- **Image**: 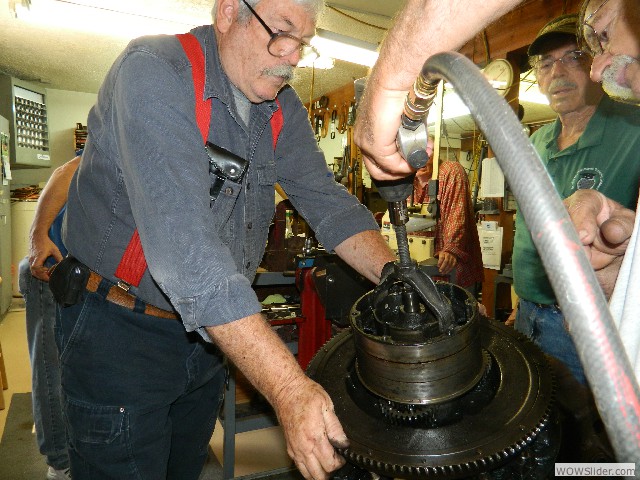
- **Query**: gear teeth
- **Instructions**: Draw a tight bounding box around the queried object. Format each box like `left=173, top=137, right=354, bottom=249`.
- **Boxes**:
left=377, top=399, right=436, bottom=426
left=342, top=409, right=554, bottom=479
left=312, top=320, right=558, bottom=479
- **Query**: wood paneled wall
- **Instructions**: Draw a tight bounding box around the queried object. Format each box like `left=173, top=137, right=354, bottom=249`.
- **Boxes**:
left=459, top=0, right=583, bottom=66
left=305, top=82, right=364, bottom=200
left=305, top=82, right=356, bottom=132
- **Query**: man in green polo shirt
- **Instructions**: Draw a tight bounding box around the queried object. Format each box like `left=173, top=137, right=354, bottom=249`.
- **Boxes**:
left=512, top=13, right=640, bottom=384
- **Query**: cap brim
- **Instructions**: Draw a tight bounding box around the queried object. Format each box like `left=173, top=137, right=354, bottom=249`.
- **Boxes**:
left=528, top=30, right=577, bottom=56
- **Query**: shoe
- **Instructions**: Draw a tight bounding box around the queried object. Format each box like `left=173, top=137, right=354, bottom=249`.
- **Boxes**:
left=47, top=466, right=72, bottom=479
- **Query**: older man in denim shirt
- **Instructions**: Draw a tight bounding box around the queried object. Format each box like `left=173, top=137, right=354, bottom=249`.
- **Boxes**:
left=57, top=0, right=396, bottom=479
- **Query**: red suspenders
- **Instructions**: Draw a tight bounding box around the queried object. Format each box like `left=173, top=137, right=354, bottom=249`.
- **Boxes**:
left=114, top=33, right=284, bottom=288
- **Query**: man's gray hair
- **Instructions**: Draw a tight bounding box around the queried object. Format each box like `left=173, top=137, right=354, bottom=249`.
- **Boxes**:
left=211, top=0, right=324, bottom=24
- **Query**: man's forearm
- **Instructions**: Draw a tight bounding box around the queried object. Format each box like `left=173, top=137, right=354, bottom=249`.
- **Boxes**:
left=206, top=313, right=306, bottom=405
left=355, top=0, right=523, bottom=180
left=333, top=230, right=397, bottom=284
left=207, top=314, right=349, bottom=479
left=30, top=156, right=81, bottom=238
left=29, top=156, right=81, bottom=279
left=368, top=0, right=524, bottom=95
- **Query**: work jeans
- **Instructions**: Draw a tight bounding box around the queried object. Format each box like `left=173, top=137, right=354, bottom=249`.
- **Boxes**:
left=18, top=258, right=70, bottom=471
left=514, top=298, right=587, bottom=385
left=56, top=281, right=226, bottom=480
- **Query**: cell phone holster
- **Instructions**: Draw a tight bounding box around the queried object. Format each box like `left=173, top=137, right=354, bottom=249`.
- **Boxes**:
left=205, top=142, right=248, bottom=204
left=48, top=256, right=90, bottom=307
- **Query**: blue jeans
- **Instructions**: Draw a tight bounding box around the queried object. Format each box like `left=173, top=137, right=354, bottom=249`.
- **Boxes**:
left=18, top=258, right=70, bottom=471
left=55, top=279, right=226, bottom=480
left=515, top=298, right=587, bottom=385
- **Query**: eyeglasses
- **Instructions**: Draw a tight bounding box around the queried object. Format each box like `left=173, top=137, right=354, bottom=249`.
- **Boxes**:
left=241, top=0, right=319, bottom=63
left=533, top=50, right=590, bottom=75
left=581, top=0, right=612, bottom=55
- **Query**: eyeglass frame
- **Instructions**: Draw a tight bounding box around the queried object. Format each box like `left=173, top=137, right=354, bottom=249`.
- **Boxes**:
left=532, top=49, right=591, bottom=75
left=579, top=0, right=613, bottom=56
left=240, top=0, right=319, bottom=62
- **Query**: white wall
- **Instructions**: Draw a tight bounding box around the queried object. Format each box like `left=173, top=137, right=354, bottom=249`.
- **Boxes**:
left=10, top=89, right=96, bottom=188
left=47, top=89, right=97, bottom=168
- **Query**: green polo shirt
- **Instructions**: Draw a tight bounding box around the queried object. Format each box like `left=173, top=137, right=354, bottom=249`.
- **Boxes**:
left=513, top=95, right=640, bottom=305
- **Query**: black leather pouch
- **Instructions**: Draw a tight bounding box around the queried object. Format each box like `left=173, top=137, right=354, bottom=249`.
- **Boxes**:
left=205, top=142, right=248, bottom=182
left=205, top=142, right=248, bottom=204
left=48, top=256, right=90, bottom=307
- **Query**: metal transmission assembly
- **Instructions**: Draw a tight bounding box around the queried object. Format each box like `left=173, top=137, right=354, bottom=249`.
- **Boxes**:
left=308, top=264, right=560, bottom=479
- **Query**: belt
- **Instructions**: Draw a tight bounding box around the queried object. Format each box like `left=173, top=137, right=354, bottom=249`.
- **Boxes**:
left=534, top=302, right=560, bottom=310
left=86, top=271, right=178, bottom=320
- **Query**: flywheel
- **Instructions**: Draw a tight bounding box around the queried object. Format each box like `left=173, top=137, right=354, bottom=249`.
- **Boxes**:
left=308, top=318, right=559, bottom=479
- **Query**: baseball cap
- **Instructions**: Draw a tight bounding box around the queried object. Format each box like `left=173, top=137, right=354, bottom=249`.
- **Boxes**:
left=528, top=13, right=579, bottom=56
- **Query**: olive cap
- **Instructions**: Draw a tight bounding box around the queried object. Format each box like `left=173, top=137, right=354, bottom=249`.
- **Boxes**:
left=528, top=13, right=579, bottom=56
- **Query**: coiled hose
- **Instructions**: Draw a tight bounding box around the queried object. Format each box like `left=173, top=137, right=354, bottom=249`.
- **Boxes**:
left=420, top=51, right=640, bottom=463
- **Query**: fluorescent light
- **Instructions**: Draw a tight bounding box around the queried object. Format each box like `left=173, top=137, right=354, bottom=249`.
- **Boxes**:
left=12, top=0, right=199, bottom=38
left=519, top=82, right=550, bottom=105
left=310, top=29, right=379, bottom=68
left=440, top=92, right=471, bottom=120
left=298, top=55, right=335, bottom=70
left=432, top=73, right=550, bottom=124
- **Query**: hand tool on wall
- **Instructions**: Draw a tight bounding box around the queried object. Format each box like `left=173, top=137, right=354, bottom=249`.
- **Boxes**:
left=330, top=110, right=337, bottom=139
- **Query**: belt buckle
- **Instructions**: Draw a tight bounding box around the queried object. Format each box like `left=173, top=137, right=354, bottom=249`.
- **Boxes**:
left=117, top=280, right=131, bottom=292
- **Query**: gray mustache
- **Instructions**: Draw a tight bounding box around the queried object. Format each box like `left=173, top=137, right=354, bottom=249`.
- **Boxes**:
left=601, top=55, right=638, bottom=104
left=263, top=64, right=294, bottom=81
left=548, top=79, right=577, bottom=92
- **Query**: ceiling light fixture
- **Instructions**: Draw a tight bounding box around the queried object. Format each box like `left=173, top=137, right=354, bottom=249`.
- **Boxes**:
left=518, top=83, right=550, bottom=105
left=11, top=0, right=199, bottom=38
left=434, top=91, right=550, bottom=122
left=12, top=2, right=378, bottom=68
left=310, top=29, right=379, bottom=68
left=431, top=72, right=550, bottom=123
left=297, top=55, right=335, bottom=70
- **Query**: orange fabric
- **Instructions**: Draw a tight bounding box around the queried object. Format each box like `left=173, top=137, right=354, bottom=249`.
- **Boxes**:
left=413, top=161, right=484, bottom=287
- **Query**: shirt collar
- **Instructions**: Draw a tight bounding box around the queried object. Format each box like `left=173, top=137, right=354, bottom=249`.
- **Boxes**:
left=575, top=95, right=609, bottom=149
left=194, top=25, right=279, bottom=118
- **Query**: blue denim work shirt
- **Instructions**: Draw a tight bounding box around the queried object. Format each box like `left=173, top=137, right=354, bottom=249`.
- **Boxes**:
left=63, top=25, right=378, bottom=340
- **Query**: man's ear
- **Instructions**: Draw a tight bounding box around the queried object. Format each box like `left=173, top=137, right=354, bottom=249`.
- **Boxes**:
left=215, top=0, right=238, bottom=34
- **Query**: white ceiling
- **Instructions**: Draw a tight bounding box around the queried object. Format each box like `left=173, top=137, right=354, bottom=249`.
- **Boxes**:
left=0, top=1, right=397, bottom=94
left=0, top=0, right=554, bottom=136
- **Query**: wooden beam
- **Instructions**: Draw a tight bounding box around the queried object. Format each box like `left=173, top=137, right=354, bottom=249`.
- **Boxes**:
left=459, top=0, right=583, bottom=66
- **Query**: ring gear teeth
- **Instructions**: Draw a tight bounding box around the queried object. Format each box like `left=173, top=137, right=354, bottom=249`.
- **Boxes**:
left=307, top=320, right=559, bottom=479
left=377, top=400, right=436, bottom=426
